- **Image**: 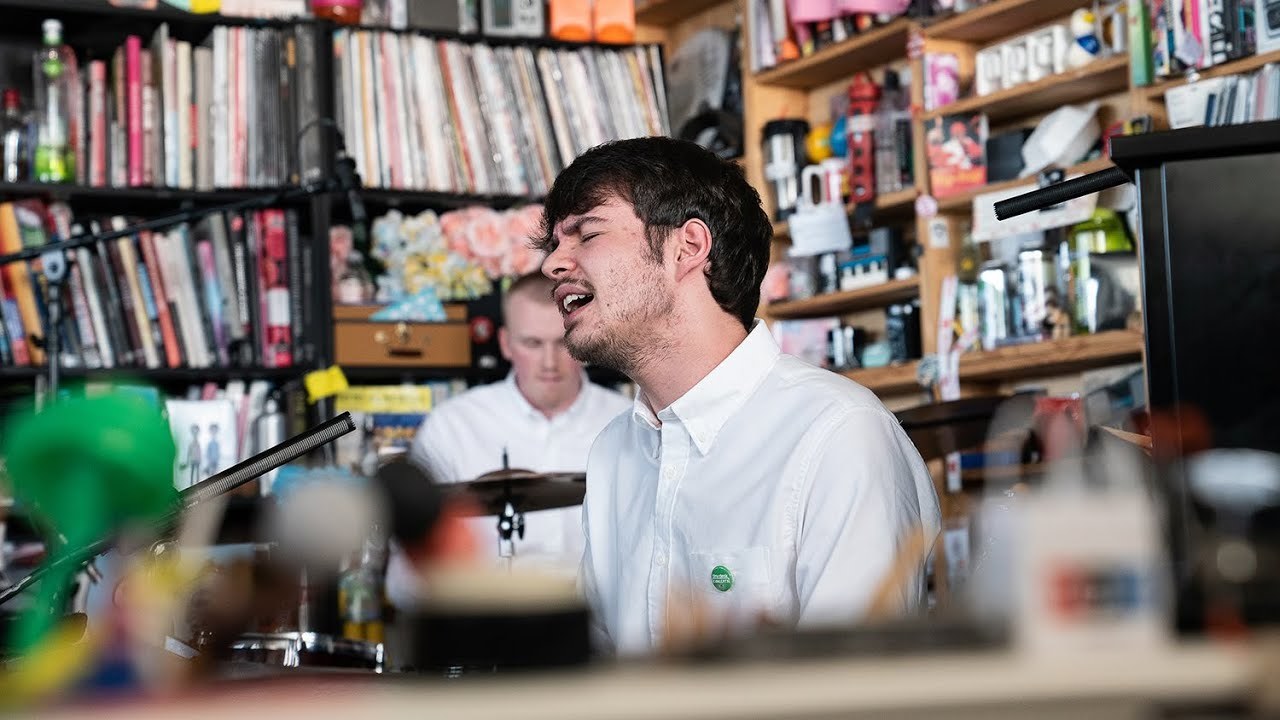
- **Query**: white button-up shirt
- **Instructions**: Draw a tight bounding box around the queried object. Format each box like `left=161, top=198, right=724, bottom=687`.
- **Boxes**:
left=580, top=321, right=941, bottom=656
left=403, top=372, right=631, bottom=573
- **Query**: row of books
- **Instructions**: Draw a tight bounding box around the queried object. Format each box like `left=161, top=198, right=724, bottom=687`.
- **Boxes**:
left=332, top=29, right=670, bottom=197
left=0, top=199, right=315, bottom=371
left=71, top=22, right=324, bottom=191
left=1146, top=0, right=1260, bottom=79
left=1165, top=62, right=1280, bottom=128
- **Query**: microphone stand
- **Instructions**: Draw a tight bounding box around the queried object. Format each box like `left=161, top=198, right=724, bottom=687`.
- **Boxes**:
left=0, top=122, right=364, bottom=400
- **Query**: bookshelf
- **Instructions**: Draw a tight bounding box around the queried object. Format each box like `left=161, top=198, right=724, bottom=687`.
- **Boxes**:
left=0, top=0, right=667, bottom=415
left=0, top=365, right=302, bottom=383
left=754, top=18, right=913, bottom=89
left=957, top=330, right=1145, bottom=384
left=766, top=277, right=919, bottom=319
left=769, top=187, right=917, bottom=242
left=1141, top=48, right=1280, bottom=98
left=840, top=362, right=920, bottom=396
left=635, top=0, right=730, bottom=27
left=922, top=0, right=1093, bottom=44
left=922, top=55, right=1131, bottom=124
left=358, top=189, right=544, bottom=212
left=0, top=182, right=296, bottom=205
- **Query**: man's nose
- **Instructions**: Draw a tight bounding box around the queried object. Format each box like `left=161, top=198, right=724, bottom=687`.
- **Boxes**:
left=541, top=241, right=575, bottom=279
left=541, top=342, right=560, bottom=369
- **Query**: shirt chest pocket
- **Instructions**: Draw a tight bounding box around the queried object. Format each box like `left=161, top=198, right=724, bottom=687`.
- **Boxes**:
left=686, top=547, right=777, bottom=636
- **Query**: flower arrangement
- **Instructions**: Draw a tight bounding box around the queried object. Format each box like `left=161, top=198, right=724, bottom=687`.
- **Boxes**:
left=439, top=204, right=546, bottom=280
left=363, top=204, right=546, bottom=303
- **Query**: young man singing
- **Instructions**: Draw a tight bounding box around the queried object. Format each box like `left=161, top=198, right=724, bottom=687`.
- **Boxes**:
left=536, top=137, right=941, bottom=656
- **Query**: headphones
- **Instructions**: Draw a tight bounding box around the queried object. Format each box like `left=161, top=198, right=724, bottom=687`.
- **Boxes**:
left=678, top=108, right=744, bottom=161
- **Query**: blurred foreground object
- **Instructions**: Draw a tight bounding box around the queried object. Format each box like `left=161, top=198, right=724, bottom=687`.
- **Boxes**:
left=2, top=393, right=176, bottom=654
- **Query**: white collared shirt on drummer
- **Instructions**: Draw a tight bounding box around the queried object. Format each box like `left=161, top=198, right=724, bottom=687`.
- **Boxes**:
left=405, top=371, right=631, bottom=571
left=579, top=320, right=942, bottom=656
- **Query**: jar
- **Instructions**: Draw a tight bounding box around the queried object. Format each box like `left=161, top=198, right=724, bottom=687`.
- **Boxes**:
left=311, top=0, right=363, bottom=25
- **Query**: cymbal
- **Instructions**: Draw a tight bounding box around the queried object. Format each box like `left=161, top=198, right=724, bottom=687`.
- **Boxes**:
left=447, top=469, right=587, bottom=516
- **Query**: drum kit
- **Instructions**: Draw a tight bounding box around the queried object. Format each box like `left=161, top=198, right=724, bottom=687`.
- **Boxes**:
left=0, top=438, right=588, bottom=676
left=221, top=465, right=590, bottom=675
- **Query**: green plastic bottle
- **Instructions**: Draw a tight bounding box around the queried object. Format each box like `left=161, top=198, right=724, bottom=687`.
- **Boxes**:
left=33, top=19, right=74, bottom=183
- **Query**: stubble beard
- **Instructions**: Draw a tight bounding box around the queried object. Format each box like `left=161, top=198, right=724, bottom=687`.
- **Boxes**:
left=564, top=285, right=675, bottom=377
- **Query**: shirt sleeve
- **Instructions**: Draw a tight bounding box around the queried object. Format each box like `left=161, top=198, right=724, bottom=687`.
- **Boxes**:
left=793, top=407, right=940, bottom=629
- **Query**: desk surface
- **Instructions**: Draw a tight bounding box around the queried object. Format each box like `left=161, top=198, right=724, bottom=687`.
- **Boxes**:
left=32, top=640, right=1267, bottom=720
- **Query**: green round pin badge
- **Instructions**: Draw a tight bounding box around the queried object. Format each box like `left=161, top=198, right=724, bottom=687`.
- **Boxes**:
left=711, top=565, right=734, bottom=592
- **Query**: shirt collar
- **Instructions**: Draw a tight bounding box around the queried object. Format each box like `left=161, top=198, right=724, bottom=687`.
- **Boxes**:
left=505, top=370, right=591, bottom=422
left=631, top=319, right=779, bottom=455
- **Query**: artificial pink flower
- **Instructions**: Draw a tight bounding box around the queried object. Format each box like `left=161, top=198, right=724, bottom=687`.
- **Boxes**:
left=480, top=253, right=506, bottom=279
left=467, top=208, right=507, bottom=258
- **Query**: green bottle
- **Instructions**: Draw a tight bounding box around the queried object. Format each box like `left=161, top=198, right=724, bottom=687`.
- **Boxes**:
left=34, top=19, right=73, bottom=183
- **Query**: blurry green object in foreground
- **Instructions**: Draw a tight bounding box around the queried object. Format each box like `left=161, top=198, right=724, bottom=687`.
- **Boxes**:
left=3, top=393, right=177, bottom=651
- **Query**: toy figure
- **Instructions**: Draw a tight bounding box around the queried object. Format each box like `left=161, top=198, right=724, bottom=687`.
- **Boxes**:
left=1067, top=7, right=1101, bottom=68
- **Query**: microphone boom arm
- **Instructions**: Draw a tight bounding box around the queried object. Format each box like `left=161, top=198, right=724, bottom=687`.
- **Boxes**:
left=993, top=165, right=1133, bottom=221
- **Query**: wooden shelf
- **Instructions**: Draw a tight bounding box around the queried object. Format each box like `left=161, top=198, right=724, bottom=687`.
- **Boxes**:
left=1141, top=49, right=1280, bottom=99
left=842, top=362, right=921, bottom=395
left=755, top=19, right=911, bottom=90
left=768, top=277, right=919, bottom=319
left=360, top=188, right=542, bottom=210
left=0, top=366, right=303, bottom=383
left=924, top=55, right=1129, bottom=124
left=0, top=181, right=289, bottom=205
left=935, top=156, right=1114, bottom=213
left=924, top=0, right=1093, bottom=44
left=0, top=0, right=301, bottom=27
left=873, top=187, right=918, bottom=214
left=635, top=0, right=731, bottom=26
left=958, top=330, right=1144, bottom=384
left=961, top=462, right=1046, bottom=484
left=771, top=188, right=918, bottom=241
left=341, top=364, right=630, bottom=386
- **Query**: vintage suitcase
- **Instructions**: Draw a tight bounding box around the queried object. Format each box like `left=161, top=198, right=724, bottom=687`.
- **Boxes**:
left=332, top=304, right=471, bottom=367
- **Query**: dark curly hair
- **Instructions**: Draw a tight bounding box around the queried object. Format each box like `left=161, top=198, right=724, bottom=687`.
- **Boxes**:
left=533, top=137, right=772, bottom=331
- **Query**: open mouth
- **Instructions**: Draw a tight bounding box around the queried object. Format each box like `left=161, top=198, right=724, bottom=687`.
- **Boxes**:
left=561, top=293, right=595, bottom=316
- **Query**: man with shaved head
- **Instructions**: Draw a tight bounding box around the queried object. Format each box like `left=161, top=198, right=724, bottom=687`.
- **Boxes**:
left=389, top=272, right=630, bottom=604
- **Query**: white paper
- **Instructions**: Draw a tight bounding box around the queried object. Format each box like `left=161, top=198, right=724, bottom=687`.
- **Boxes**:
left=1164, top=77, right=1227, bottom=129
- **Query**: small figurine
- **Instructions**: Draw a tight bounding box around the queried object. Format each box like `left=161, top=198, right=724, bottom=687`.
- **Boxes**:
left=1067, top=7, right=1102, bottom=69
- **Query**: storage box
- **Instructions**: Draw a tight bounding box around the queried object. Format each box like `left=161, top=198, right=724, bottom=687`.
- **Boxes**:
left=333, top=304, right=471, bottom=367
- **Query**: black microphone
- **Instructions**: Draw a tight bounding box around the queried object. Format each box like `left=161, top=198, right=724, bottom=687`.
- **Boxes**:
left=334, top=146, right=367, bottom=233
left=993, top=166, right=1132, bottom=220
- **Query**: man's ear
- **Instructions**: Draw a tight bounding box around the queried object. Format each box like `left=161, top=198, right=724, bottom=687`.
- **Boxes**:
left=497, top=326, right=513, bottom=362
left=672, top=218, right=713, bottom=281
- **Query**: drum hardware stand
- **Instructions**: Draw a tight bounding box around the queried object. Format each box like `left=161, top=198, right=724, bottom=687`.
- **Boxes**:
left=495, top=446, right=524, bottom=572
left=497, top=490, right=525, bottom=573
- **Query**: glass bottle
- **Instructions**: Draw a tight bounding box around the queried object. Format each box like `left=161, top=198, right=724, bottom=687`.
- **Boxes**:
left=335, top=250, right=375, bottom=304
left=2, top=89, right=29, bottom=183
left=338, top=535, right=386, bottom=644
left=33, top=19, right=74, bottom=183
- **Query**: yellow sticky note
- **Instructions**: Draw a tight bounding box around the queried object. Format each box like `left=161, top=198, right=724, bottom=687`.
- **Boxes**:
left=304, top=366, right=350, bottom=404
